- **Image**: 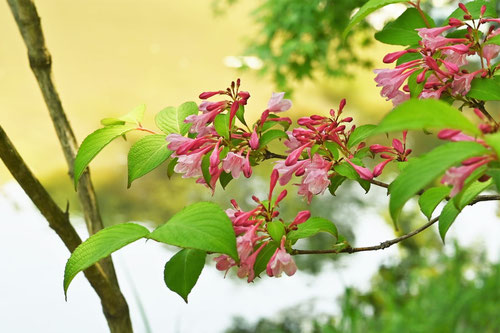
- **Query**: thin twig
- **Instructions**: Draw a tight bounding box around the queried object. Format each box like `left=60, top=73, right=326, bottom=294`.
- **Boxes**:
left=292, top=195, right=500, bottom=255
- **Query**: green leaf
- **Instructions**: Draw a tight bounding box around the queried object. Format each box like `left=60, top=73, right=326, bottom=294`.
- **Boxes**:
left=343, top=0, right=409, bottom=39
left=389, top=141, right=488, bottom=223
left=149, top=202, right=238, bottom=260
left=484, top=132, right=500, bottom=157
left=201, top=153, right=211, bottom=186
left=74, top=124, right=136, bottom=189
left=325, top=141, right=340, bottom=160
left=328, top=175, right=346, bottom=195
left=439, top=179, right=492, bottom=241
left=219, top=171, right=233, bottom=189
left=447, top=0, right=497, bottom=20
left=396, top=50, right=422, bottom=66
left=127, top=134, right=172, bottom=187
left=261, top=114, right=290, bottom=132
left=214, top=113, right=230, bottom=139
left=100, top=118, right=126, bottom=126
left=287, top=217, right=338, bottom=243
left=253, top=242, right=278, bottom=277
left=485, top=34, right=500, bottom=46
left=267, top=221, right=285, bottom=243
left=487, top=168, right=500, bottom=192
left=373, top=99, right=480, bottom=136
left=155, top=102, right=198, bottom=135
left=119, top=104, right=146, bottom=124
left=236, top=104, right=247, bottom=126
left=418, top=186, right=451, bottom=220
left=259, top=129, right=289, bottom=148
left=467, top=76, right=500, bottom=101
left=164, top=248, right=206, bottom=303
left=374, top=8, right=434, bottom=46
left=348, top=124, right=377, bottom=148
left=64, top=223, right=150, bottom=297
left=408, top=69, right=429, bottom=98
left=167, top=158, right=177, bottom=178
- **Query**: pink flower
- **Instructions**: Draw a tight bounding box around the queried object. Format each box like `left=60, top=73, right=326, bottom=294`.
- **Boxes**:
left=300, top=154, right=331, bottom=195
left=222, top=152, right=246, bottom=178
left=173, top=149, right=207, bottom=178
left=249, top=129, right=259, bottom=150
left=274, top=160, right=308, bottom=185
left=443, top=49, right=468, bottom=67
left=483, top=44, right=500, bottom=66
left=285, top=142, right=312, bottom=166
left=237, top=243, right=266, bottom=282
left=391, top=91, right=410, bottom=106
left=373, top=67, right=417, bottom=101
left=441, top=158, right=489, bottom=197
left=266, top=237, right=297, bottom=278
left=214, top=255, right=236, bottom=273
left=166, top=134, right=192, bottom=151
left=267, top=92, right=292, bottom=112
left=346, top=159, right=373, bottom=180
left=185, top=110, right=220, bottom=134
left=451, top=70, right=483, bottom=95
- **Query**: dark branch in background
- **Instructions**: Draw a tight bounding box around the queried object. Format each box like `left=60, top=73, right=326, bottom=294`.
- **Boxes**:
left=0, top=126, right=132, bottom=333
left=5, top=0, right=132, bottom=331
left=292, top=195, right=500, bottom=255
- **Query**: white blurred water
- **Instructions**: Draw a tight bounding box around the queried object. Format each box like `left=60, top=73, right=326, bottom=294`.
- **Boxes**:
left=1, top=181, right=499, bottom=332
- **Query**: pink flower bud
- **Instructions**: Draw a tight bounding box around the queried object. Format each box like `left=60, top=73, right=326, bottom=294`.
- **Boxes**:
left=229, top=101, right=239, bottom=128
left=338, top=99, right=346, bottom=113
left=290, top=211, right=311, bottom=228
left=383, top=50, right=409, bottom=63
left=199, top=91, right=223, bottom=99
left=481, top=5, right=486, bottom=16
left=370, top=144, right=392, bottom=153
left=373, top=159, right=392, bottom=177
left=459, top=3, right=469, bottom=14
left=275, top=189, right=287, bottom=205
left=449, top=18, right=463, bottom=27
left=243, top=150, right=252, bottom=178
left=392, top=138, right=404, bottom=154
left=341, top=117, right=353, bottom=123
left=249, top=129, right=259, bottom=150
left=238, top=91, right=250, bottom=100
left=285, top=142, right=312, bottom=166
left=269, top=169, right=279, bottom=200
left=346, top=159, right=373, bottom=180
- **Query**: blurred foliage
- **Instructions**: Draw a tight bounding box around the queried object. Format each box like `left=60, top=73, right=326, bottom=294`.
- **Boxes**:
left=213, top=0, right=373, bottom=91
left=226, top=241, right=500, bottom=333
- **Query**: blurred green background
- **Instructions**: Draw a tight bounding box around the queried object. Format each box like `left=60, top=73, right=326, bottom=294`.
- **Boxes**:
left=1, top=0, right=500, bottom=332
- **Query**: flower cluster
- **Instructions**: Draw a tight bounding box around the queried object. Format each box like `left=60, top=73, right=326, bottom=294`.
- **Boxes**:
left=166, top=80, right=292, bottom=191
left=213, top=170, right=309, bottom=282
left=375, top=4, right=500, bottom=106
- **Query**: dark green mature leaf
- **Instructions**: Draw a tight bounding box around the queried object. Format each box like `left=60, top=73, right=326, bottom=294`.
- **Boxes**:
left=201, top=153, right=211, bottom=186
left=325, top=141, right=340, bottom=160
left=261, top=114, right=291, bottom=132
left=439, top=179, right=492, bottom=241
left=389, top=141, right=488, bottom=222
left=328, top=175, right=346, bottom=195
left=149, top=202, right=238, bottom=260
left=487, top=168, right=500, bottom=192
left=373, top=99, right=480, bottom=136
left=343, top=0, right=409, bottom=38
left=447, top=0, right=497, bottom=20
left=214, top=113, right=230, bottom=139
left=408, top=69, right=428, bottom=98
left=164, top=248, right=206, bottom=303
left=267, top=221, right=285, bottom=243
left=334, top=162, right=360, bottom=180
left=418, top=186, right=451, bottom=220
left=64, top=223, right=150, bottom=296
left=259, top=129, right=289, bottom=148
left=236, top=104, right=247, bottom=125
left=348, top=124, right=377, bottom=148
left=485, top=34, right=500, bottom=46
left=167, top=158, right=178, bottom=179
left=219, top=171, right=233, bottom=189
left=155, top=102, right=198, bottom=135
left=253, top=242, right=279, bottom=277
left=119, top=104, right=146, bottom=124
left=468, top=76, right=500, bottom=101
left=74, top=124, right=136, bottom=188
left=375, top=8, right=434, bottom=46
left=287, top=217, right=338, bottom=243
left=127, top=134, right=172, bottom=187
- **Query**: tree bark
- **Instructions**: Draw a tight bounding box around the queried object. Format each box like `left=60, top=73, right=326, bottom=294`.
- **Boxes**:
left=5, top=0, right=133, bottom=331
left=0, top=126, right=133, bottom=332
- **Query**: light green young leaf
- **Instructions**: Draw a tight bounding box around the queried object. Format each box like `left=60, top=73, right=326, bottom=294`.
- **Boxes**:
left=374, top=8, right=434, bottom=46
left=149, top=202, right=238, bottom=260
left=100, top=118, right=126, bottom=126
left=127, top=134, right=172, bottom=187
left=484, top=132, right=500, bottom=157
left=343, top=0, right=409, bottom=39
left=373, top=99, right=480, bottom=136
left=259, top=129, right=289, bottom=148
left=64, top=223, right=150, bottom=297
left=155, top=102, right=198, bottom=135
left=267, top=221, right=285, bottom=243
left=214, top=113, right=230, bottom=139
left=287, top=217, right=338, bottom=243
left=347, top=124, right=377, bottom=148
left=389, top=141, right=488, bottom=223
left=468, top=76, right=500, bottom=101
left=418, top=186, right=451, bottom=220
left=119, top=104, right=146, bottom=124
left=164, top=248, right=206, bottom=303
left=74, top=124, right=136, bottom=188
